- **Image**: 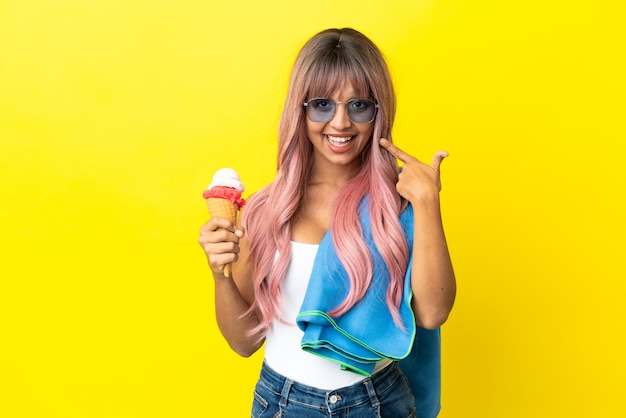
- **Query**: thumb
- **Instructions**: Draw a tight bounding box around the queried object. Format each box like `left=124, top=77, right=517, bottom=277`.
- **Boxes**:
left=431, top=151, right=449, bottom=171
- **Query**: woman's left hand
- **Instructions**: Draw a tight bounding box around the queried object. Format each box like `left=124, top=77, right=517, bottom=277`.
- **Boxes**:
left=379, top=138, right=448, bottom=204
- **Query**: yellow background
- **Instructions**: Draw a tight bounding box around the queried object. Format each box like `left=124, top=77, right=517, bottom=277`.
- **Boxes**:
left=1, top=0, right=624, bottom=417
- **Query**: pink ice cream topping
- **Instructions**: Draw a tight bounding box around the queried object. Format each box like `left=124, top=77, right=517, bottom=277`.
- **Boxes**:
left=203, top=186, right=246, bottom=210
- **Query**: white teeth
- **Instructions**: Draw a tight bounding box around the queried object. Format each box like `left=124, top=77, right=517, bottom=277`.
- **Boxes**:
left=326, top=135, right=354, bottom=146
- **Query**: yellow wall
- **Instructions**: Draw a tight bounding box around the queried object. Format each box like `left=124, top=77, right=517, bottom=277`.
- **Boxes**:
left=1, top=1, right=624, bottom=416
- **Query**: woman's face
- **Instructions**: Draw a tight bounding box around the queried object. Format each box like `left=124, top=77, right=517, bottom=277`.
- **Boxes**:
left=305, top=80, right=375, bottom=171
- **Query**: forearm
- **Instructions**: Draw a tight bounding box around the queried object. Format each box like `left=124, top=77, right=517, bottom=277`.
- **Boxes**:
left=213, top=275, right=264, bottom=357
left=410, top=198, right=456, bottom=329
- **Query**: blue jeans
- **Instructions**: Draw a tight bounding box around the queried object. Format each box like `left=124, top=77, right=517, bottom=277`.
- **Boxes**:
left=251, top=361, right=417, bottom=418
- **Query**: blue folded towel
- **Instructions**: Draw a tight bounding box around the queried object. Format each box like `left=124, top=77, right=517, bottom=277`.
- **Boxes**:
left=296, top=197, right=441, bottom=418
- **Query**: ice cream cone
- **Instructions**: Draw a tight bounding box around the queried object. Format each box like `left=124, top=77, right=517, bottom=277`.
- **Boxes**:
left=206, top=198, right=239, bottom=222
left=205, top=198, right=239, bottom=278
left=203, top=168, right=246, bottom=279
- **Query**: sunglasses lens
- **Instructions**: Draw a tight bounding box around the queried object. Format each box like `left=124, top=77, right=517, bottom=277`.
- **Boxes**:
left=305, top=99, right=377, bottom=123
left=347, top=100, right=376, bottom=123
left=307, top=99, right=336, bottom=122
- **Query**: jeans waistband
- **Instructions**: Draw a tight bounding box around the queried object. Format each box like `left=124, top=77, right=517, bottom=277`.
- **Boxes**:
left=259, top=360, right=400, bottom=411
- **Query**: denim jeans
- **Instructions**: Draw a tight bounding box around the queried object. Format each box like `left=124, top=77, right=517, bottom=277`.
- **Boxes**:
left=251, top=361, right=417, bottom=418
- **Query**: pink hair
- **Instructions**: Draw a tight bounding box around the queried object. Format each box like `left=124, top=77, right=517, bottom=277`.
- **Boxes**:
left=242, top=28, right=409, bottom=338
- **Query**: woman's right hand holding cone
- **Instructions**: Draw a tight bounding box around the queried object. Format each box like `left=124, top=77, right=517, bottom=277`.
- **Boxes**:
left=198, top=217, right=245, bottom=279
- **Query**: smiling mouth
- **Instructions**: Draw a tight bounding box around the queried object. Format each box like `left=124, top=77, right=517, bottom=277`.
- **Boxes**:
left=326, top=135, right=355, bottom=147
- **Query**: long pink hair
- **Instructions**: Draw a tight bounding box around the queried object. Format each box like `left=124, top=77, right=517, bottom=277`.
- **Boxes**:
left=242, top=28, right=409, bottom=337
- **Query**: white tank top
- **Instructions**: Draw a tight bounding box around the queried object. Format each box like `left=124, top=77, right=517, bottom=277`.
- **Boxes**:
left=263, top=241, right=391, bottom=390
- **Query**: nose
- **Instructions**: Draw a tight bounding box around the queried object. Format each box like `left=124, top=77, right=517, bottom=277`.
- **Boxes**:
left=329, top=102, right=352, bottom=129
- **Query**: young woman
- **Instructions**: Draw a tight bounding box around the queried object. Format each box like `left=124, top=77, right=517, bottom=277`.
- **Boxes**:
left=199, top=27, right=456, bottom=418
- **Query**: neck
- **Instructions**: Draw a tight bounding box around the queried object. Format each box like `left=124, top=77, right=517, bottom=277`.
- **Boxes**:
left=309, top=159, right=361, bottom=187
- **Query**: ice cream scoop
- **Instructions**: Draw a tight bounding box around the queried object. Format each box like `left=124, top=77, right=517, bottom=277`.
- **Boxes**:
left=203, top=168, right=246, bottom=208
left=208, top=168, right=245, bottom=191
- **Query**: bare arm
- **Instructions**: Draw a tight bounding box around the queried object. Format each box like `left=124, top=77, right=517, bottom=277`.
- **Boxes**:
left=379, top=138, right=457, bottom=329
left=198, top=217, right=264, bottom=356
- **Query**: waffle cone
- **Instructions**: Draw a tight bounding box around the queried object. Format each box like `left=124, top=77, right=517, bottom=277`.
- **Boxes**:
left=205, top=198, right=239, bottom=278
left=206, top=198, right=239, bottom=223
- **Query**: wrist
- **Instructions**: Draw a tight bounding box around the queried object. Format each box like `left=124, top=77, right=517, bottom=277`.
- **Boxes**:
left=407, top=190, right=441, bottom=208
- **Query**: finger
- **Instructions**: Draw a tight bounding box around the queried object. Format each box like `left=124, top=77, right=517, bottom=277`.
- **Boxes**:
left=431, top=151, right=449, bottom=171
left=199, top=224, right=240, bottom=246
left=208, top=217, right=237, bottom=232
left=379, top=138, right=417, bottom=163
left=207, top=252, right=239, bottom=272
left=210, top=240, right=240, bottom=255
